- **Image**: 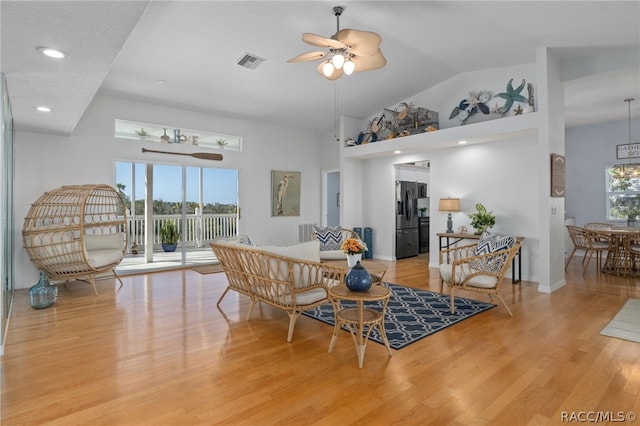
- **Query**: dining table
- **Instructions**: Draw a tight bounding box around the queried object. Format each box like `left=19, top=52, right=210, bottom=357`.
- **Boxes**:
left=598, top=226, right=640, bottom=276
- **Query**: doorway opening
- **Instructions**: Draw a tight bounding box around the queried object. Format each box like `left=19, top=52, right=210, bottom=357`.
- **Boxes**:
left=114, top=161, right=238, bottom=274
left=323, top=169, right=340, bottom=227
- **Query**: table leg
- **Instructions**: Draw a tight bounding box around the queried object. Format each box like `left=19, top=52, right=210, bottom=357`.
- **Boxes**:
left=328, top=300, right=341, bottom=353
left=512, top=248, right=522, bottom=284
left=356, top=301, right=365, bottom=368
left=378, top=301, right=393, bottom=356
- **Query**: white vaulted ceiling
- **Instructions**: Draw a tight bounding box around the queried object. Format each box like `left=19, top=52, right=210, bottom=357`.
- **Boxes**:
left=2, top=1, right=639, bottom=137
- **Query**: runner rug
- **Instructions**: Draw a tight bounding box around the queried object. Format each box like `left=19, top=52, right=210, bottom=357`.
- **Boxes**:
left=601, top=298, right=640, bottom=343
left=192, top=263, right=225, bottom=274
left=302, top=283, right=495, bottom=350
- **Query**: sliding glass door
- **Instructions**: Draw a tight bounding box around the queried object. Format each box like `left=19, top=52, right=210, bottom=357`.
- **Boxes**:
left=115, top=161, right=238, bottom=273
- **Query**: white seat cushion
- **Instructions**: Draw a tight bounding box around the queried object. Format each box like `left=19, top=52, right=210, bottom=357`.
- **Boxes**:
left=319, top=250, right=345, bottom=260
left=439, top=263, right=498, bottom=288
left=259, top=240, right=321, bottom=289
left=87, top=249, right=124, bottom=269
left=84, top=233, right=124, bottom=251
left=281, top=287, right=328, bottom=306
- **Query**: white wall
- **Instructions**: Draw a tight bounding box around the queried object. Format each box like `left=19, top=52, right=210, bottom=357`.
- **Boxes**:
left=354, top=135, right=539, bottom=280
left=429, top=137, right=540, bottom=281
left=566, top=117, right=640, bottom=225
left=14, top=93, right=325, bottom=289
left=536, top=48, right=567, bottom=293
left=343, top=62, right=542, bottom=281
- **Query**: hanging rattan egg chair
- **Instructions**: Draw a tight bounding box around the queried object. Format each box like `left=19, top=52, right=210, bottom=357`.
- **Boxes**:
left=22, top=184, right=128, bottom=295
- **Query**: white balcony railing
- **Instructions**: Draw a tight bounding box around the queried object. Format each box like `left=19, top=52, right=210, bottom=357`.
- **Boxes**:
left=127, top=213, right=237, bottom=250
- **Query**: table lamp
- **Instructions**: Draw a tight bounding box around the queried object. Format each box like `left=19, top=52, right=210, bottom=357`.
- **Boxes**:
left=439, top=198, right=461, bottom=233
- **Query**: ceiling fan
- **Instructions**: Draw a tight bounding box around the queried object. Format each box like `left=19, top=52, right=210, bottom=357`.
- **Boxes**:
left=287, top=6, right=386, bottom=80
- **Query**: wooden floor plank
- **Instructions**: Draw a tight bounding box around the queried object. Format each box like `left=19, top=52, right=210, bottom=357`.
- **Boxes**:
left=2, top=254, right=640, bottom=425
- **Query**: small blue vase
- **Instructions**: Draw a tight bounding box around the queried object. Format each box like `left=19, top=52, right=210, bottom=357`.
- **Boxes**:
left=345, top=261, right=372, bottom=292
left=29, top=271, right=58, bottom=309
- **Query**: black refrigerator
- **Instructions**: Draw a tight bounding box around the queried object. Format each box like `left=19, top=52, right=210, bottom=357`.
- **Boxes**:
left=396, top=181, right=419, bottom=259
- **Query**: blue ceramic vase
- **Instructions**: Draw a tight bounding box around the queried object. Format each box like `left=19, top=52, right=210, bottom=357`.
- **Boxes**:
left=345, top=261, right=372, bottom=292
left=29, top=271, right=58, bottom=309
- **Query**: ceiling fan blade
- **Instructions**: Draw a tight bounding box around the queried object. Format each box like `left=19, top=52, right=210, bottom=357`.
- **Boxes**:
left=302, top=32, right=346, bottom=49
left=316, top=62, right=344, bottom=80
left=351, top=49, right=387, bottom=72
left=336, top=28, right=382, bottom=57
left=287, top=51, right=327, bottom=63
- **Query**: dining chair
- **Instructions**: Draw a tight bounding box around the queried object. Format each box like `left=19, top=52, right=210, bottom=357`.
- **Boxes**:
left=565, top=225, right=609, bottom=273
left=624, top=233, right=640, bottom=273
left=584, top=228, right=611, bottom=273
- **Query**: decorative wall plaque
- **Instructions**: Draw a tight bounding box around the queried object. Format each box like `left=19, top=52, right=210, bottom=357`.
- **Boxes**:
left=550, top=153, right=566, bottom=197
left=616, top=143, right=640, bottom=159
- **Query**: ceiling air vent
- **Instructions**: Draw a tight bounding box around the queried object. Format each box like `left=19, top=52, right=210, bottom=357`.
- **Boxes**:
left=236, top=53, right=265, bottom=70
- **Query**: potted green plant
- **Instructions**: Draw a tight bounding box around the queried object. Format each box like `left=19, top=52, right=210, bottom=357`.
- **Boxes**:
left=468, top=203, right=496, bottom=235
left=160, top=221, right=180, bottom=252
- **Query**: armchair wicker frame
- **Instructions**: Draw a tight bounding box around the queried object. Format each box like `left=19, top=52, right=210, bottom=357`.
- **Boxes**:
left=439, top=240, right=522, bottom=317
left=22, top=184, right=128, bottom=295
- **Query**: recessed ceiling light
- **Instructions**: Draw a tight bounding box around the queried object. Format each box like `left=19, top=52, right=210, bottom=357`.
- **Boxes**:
left=394, top=150, right=402, bottom=154
left=458, top=140, right=467, bottom=144
left=35, top=106, right=51, bottom=112
left=36, top=47, right=67, bottom=59
left=156, top=79, right=166, bottom=85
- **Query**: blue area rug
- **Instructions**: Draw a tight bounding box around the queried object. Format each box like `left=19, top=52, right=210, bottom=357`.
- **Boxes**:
left=302, top=283, right=495, bottom=350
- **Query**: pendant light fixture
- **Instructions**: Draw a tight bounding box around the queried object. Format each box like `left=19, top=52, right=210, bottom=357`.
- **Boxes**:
left=611, top=98, right=639, bottom=179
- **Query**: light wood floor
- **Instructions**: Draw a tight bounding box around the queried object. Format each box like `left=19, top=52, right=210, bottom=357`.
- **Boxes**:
left=2, top=254, right=640, bottom=425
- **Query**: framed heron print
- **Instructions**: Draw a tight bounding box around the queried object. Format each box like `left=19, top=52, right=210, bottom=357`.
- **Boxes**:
left=272, top=170, right=301, bottom=216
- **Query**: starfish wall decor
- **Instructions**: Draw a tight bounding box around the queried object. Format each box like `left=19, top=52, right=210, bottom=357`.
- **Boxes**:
left=449, top=78, right=533, bottom=125
left=495, top=78, right=527, bottom=114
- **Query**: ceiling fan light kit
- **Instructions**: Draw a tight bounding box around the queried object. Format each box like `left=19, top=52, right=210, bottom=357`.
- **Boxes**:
left=288, top=6, right=386, bottom=80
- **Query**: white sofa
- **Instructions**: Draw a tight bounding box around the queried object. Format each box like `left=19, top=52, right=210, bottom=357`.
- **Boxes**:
left=210, top=239, right=346, bottom=342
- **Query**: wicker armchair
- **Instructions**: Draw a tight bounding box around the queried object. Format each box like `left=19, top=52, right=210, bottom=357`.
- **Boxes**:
left=439, top=240, right=522, bottom=317
left=311, top=226, right=358, bottom=260
left=22, top=184, right=127, bottom=295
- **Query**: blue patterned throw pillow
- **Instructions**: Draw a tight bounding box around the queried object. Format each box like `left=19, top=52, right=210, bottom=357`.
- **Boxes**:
left=313, top=226, right=343, bottom=251
left=475, top=232, right=515, bottom=255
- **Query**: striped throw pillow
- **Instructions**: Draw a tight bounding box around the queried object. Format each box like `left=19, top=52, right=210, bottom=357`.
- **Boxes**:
left=475, top=232, right=515, bottom=255
left=313, top=226, right=343, bottom=251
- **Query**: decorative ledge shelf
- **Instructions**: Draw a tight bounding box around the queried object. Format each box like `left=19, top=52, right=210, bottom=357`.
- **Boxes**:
left=343, top=112, right=539, bottom=159
left=115, top=119, right=242, bottom=151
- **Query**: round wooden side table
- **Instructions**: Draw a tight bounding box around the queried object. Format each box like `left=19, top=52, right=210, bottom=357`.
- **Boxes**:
left=328, top=285, right=392, bottom=368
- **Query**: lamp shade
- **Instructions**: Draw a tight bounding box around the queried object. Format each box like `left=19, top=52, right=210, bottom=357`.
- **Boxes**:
left=439, top=198, right=461, bottom=212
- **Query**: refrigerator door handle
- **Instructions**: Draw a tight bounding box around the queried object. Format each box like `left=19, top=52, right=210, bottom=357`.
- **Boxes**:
left=405, top=190, right=410, bottom=220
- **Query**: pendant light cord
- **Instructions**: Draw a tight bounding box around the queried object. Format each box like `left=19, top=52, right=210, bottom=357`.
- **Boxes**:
left=627, top=98, right=634, bottom=143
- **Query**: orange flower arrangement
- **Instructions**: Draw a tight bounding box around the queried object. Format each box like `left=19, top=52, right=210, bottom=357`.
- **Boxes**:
left=340, top=238, right=368, bottom=255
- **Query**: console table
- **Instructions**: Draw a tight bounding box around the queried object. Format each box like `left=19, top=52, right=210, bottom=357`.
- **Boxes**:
left=437, top=233, right=525, bottom=283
